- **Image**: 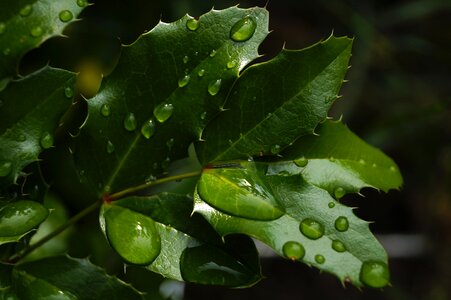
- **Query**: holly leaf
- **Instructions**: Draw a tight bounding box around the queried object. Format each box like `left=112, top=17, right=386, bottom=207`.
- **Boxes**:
left=0, top=0, right=86, bottom=81
left=266, top=120, right=403, bottom=196
left=194, top=162, right=390, bottom=288
left=196, top=35, right=353, bottom=164
left=11, top=255, right=143, bottom=299
left=73, top=7, right=270, bottom=195
left=0, top=67, right=76, bottom=187
left=100, top=193, right=261, bottom=287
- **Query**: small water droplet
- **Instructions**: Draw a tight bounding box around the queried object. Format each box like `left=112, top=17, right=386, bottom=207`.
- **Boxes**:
left=359, top=159, right=366, bottom=165
left=100, top=104, right=111, bottom=117
left=0, top=162, right=12, bottom=177
left=230, top=16, right=257, bottom=42
left=0, top=23, right=5, bottom=35
left=227, top=60, right=237, bottom=69
left=208, top=79, right=222, bottom=96
left=59, top=10, right=73, bottom=22
left=360, top=261, right=390, bottom=288
left=209, top=49, right=217, bottom=57
left=315, top=254, right=325, bottom=264
left=20, top=5, right=33, bottom=17
left=294, top=157, right=308, bottom=167
left=30, top=26, right=43, bottom=37
left=186, top=18, right=199, bottom=31
left=178, top=75, right=190, bottom=88
left=64, top=86, right=73, bottom=98
left=166, top=138, right=174, bottom=149
left=335, top=216, right=349, bottom=232
left=40, top=132, right=53, bottom=149
left=282, top=241, right=305, bottom=261
left=270, top=144, right=281, bottom=154
left=334, top=187, right=345, bottom=199
left=200, top=111, right=207, bottom=120
left=299, top=218, right=325, bottom=240
left=141, top=119, right=155, bottom=139
left=3, top=48, right=11, bottom=56
left=153, top=103, right=174, bottom=123
left=162, top=157, right=171, bottom=170
left=328, top=202, right=335, bottom=208
left=329, top=156, right=336, bottom=162
left=197, top=69, right=205, bottom=77
left=76, top=0, right=88, bottom=7
left=106, top=140, right=115, bottom=154
left=372, top=163, right=377, bottom=168
left=145, top=175, right=156, bottom=183
left=332, top=240, right=347, bottom=252
left=389, top=166, right=396, bottom=172
left=123, top=112, right=137, bottom=131
left=183, top=55, right=189, bottom=64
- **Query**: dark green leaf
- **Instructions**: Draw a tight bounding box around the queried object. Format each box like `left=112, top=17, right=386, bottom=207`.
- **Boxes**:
left=12, top=255, right=143, bottom=300
left=196, top=35, right=353, bottom=164
left=0, top=67, right=76, bottom=187
left=267, top=120, right=403, bottom=195
left=0, top=0, right=85, bottom=80
left=73, top=7, right=269, bottom=195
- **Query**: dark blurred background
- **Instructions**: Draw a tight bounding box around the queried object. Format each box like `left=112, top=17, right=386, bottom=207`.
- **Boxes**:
left=23, top=0, right=451, bottom=299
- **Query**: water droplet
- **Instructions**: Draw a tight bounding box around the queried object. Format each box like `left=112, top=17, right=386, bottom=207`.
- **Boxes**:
left=334, top=187, right=345, bottom=199
left=183, top=55, right=189, bottom=64
left=3, top=48, right=11, bottom=56
left=359, top=159, right=366, bottom=165
left=335, top=216, right=349, bottom=232
left=315, top=254, right=325, bottom=264
left=270, top=144, right=281, bottom=154
left=200, top=111, right=207, bottom=120
left=141, top=119, right=155, bottom=139
left=360, top=261, right=390, bottom=288
left=162, top=157, right=171, bottom=170
left=76, top=0, right=88, bottom=7
left=0, top=162, right=12, bottom=177
left=328, top=202, right=335, bottom=208
left=166, top=138, right=175, bottom=149
left=329, top=156, right=336, bottom=162
left=208, top=79, right=222, bottom=96
left=197, top=69, right=205, bottom=77
left=332, top=240, right=346, bottom=252
left=230, top=16, right=257, bottom=42
left=294, top=157, right=308, bottom=167
left=0, top=23, right=5, bottom=35
left=145, top=175, right=156, bottom=183
left=299, top=218, right=325, bottom=240
left=106, top=140, right=115, bottom=154
left=282, top=241, right=305, bottom=261
left=186, top=18, right=199, bottom=31
left=100, top=104, right=111, bottom=117
left=227, top=60, right=237, bottom=69
left=178, top=75, right=190, bottom=88
left=20, top=5, right=33, bottom=17
left=389, top=166, right=396, bottom=172
left=372, top=163, right=377, bottom=168
left=153, top=103, right=174, bottom=123
left=40, top=132, right=53, bottom=149
left=64, top=86, right=73, bottom=98
left=123, top=112, right=137, bottom=131
left=30, top=26, right=43, bottom=37
left=209, top=49, right=217, bottom=57
left=59, top=10, right=73, bottom=22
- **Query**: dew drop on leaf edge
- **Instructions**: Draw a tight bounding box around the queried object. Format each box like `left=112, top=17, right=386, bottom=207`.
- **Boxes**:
left=153, top=103, right=174, bottom=123
left=282, top=241, right=305, bottom=261
left=334, top=216, right=349, bottom=232
left=141, top=119, right=155, bottom=139
left=123, top=112, right=137, bottom=131
left=40, top=132, right=53, bottom=149
left=299, top=218, right=324, bottom=240
left=315, top=254, right=325, bottom=264
left=0, top=162, right=12, bottom=177
left=230, top=16, right=257, bottom=42
left=59, top=10, right=73, bottom=22
left=331, top=240, right=346, bottom=252
left=294, top=157, right=308, bottom=168
left=360, top=261, right=390, bottom=288
left=208, top=79, right=222, bottom=96
left=186, top=18, right=199, bottom=31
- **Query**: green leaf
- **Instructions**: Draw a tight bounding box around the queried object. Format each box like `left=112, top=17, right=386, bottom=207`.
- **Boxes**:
left=12, top=255, right=143, bottom=299
left=0, top=0, right=85, bottom=81
left=0, top=200, right=48, bottom=245
left=0, top=67, right=76, bottom=186
left=266, top=120, right=403, bottom=195
left=196, top=35, right=353, bottom=164
left=100, top=193, right=261, bottom=287
left=194, top=163, right=389, bottom=288
left=73, top=7, right=269, bottom=195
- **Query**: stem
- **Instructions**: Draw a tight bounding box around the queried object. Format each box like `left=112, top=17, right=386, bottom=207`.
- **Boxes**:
left=109, top=170, right=202, bottom=200
left=9, top=200, right=101, bottom=263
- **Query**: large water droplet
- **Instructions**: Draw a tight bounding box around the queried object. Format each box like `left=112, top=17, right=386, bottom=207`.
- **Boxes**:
left=334, top=216, right=349, bottom=232
left=40, top=132, right=53, bottom=149
left=0, top=200, right=48, bottom=236
left=59, top=10, right=73, bottom=22
left=20, top=5, right=33, bottom=17
left=0, top=23, right=5, bottom=35
left=186, top=18, right=199, bottom=31
left=282, top=241, right=305, bottom=261
left=100, top=104, right=111, bottom=117
left=153, top=103, right=174, bottom=123
left=294, top=157, right=308, bottom=168
left=106, top=140, right=115, bottom=154
left=270, top=144, right=281, bottom=154
left=64, top=86, right=73, bottom=99
left=334, top=187, right=345, bottom=199
left=178, top=75, right=190, bottom=88
left=299, top=218, right=325, bottom=240
left=30, top=26, right=43, bottom=37
left=332, top=240, right=346, bottom=252
left=315, top=254, right=325, bottom=264
left=360, top=261, right=390, bottom=288
left=208, top=79, right=222, bottom=96
left=0, top=162, right=12, bottom=177
left=123, top=112, right=137, bottom=131
left=76, top=0, right=88, bottom=7
left=230, top=16, right=257, bottom=42
left=197, top=69, right=205, bottom=77
left=141, top=119, right=155, bottom=139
